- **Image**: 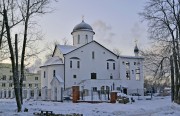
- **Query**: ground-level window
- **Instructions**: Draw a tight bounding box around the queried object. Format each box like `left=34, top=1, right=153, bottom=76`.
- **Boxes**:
left=110, top=74, right=113, bottom=79
left=91, top=73, right=96, bottom=79
left=92, top=87, right=97, bottom=92
left=73, top=75, right=77, bottom=79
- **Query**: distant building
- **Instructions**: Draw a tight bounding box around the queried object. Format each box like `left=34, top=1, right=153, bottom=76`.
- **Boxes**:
left=40, top=19, right=144, bottom=101
left=0, top=63, right=41, bottom=99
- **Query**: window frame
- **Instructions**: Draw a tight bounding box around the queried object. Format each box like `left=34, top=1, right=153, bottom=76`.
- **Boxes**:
left=91, top=73, right=97, bottom=79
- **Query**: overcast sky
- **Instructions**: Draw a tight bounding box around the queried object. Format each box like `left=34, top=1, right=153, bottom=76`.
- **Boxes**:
left=38, top=0, right=150, bottom=56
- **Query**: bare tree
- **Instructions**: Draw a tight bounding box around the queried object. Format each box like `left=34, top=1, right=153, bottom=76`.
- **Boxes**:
left=0, top=0, right=57, bottom=112
left=140, top=0, right=180, bottom=103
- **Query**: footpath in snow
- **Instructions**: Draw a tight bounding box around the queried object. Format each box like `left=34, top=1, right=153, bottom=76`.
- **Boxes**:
left=0, top=96, right=180, bottom=116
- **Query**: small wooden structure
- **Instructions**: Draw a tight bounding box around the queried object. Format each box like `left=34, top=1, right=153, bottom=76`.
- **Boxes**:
left=72, top=86, right=80, bottom=103
left=110, top=91, right=117, bottom=103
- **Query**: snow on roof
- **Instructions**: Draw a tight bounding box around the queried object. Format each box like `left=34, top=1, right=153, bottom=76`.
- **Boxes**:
left=56, top=45, right=76, bottom=54
left=41, top=56, right=63, bottom=67
left=119, top=55, right=144, bottom=59
left=55, top=75, right=64, bottom=83
left=50, top=75, right=64, bottom=85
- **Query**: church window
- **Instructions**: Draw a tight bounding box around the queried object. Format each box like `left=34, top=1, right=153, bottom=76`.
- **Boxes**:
left=92, top=51, right=95, bottom=59
left=86, top=35, right=88, bottom=43
left=113, top=63, right=115, bottom=70
left=91, top=73, right=96, bottom=79
left=126, top=62, right=130, bottom=80
left=110, top=74, right=113, bottom=79
left=70, top=61, right=72, bottom=68
left=53, top=70, right=56, bottom=77
left=107, top=62, right=109, bottom=69
left=77, top=61, right=80, bottom=68
left=136, top=67, right=140, bottom=80
left=43, top=71, right=45, bottom=78
left=73, top=75, right=76, bottom=79
left=126, top=71, right=130, bottom=80
left=78, top=35, right=80, bottom=44
left=92, top=87, right=97, bottom=92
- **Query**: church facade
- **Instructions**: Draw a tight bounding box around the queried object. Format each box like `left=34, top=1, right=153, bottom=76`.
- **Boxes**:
left=40, top=20, right=144, bottom=101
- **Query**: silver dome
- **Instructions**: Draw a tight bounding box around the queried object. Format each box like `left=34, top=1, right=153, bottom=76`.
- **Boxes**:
left=71, top=20, right=95, bottom=34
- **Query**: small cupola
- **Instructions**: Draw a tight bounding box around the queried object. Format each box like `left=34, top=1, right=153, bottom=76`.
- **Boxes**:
left=134, top=44, right=139, bottom=56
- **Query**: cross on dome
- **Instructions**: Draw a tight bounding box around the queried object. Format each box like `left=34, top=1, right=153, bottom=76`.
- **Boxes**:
left=82, top=15, right=85, bottom=21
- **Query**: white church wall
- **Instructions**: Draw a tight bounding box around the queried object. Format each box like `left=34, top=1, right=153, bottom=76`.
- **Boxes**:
left=119, top=57, right=144, bottom=95
left=41, top=65, right=64, bottom=89
left=47, top=65, right=64, bottom=89
left=41, top=67, right=48, bottom=88
left=64, top=41, right=119, bottom=89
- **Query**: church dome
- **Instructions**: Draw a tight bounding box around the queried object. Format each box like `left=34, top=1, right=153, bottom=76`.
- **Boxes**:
left=134, top=44, right=139, bottom=53
left=71, top=20, right=95, bottom=34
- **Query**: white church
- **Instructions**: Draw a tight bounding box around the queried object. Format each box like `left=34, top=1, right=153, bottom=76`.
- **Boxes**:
left=40, top=19, right=144, bottom=101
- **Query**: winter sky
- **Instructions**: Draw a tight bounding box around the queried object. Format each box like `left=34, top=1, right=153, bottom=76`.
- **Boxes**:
left=38, top=0, right=149, bottom=56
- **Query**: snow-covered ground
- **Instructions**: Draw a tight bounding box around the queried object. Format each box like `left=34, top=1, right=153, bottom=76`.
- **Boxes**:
left=0, top=96, right=180, bottom=116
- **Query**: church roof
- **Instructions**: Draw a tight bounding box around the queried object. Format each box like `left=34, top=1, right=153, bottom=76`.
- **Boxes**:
left=71, top=20, right=95, bottom=34
left=64, top=40, right=118, bottom=57
left=56, top=45, right=77, bottom=54
left=40, top=56, right=63, bottom=67
left=50, top=75, right=64, bottom=85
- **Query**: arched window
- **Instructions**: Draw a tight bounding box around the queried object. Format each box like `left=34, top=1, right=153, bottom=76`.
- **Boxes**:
left=113, top=63, right=115, bottom=70
left=78, top=35, right=80, bottom=44
left=70, top=61, right=72, bottom=68
left=92, top=51, right=95, bottom=59
left=44, top=71, right=46, bottom=78
left=77, top=61, right=80, bottom=68
left=107, top=62, right=109, bottom=69
left=85, top=35, right=88, bottom=43
left=53, top=70, right=56, bottom=77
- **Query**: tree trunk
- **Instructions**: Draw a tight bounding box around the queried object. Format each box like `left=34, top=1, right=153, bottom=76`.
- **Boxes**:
left=20, top=0, right=30, bottom=104
left=170, top=55, right=175, bottom=102
left=3, top=9, right=21, bottom=112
